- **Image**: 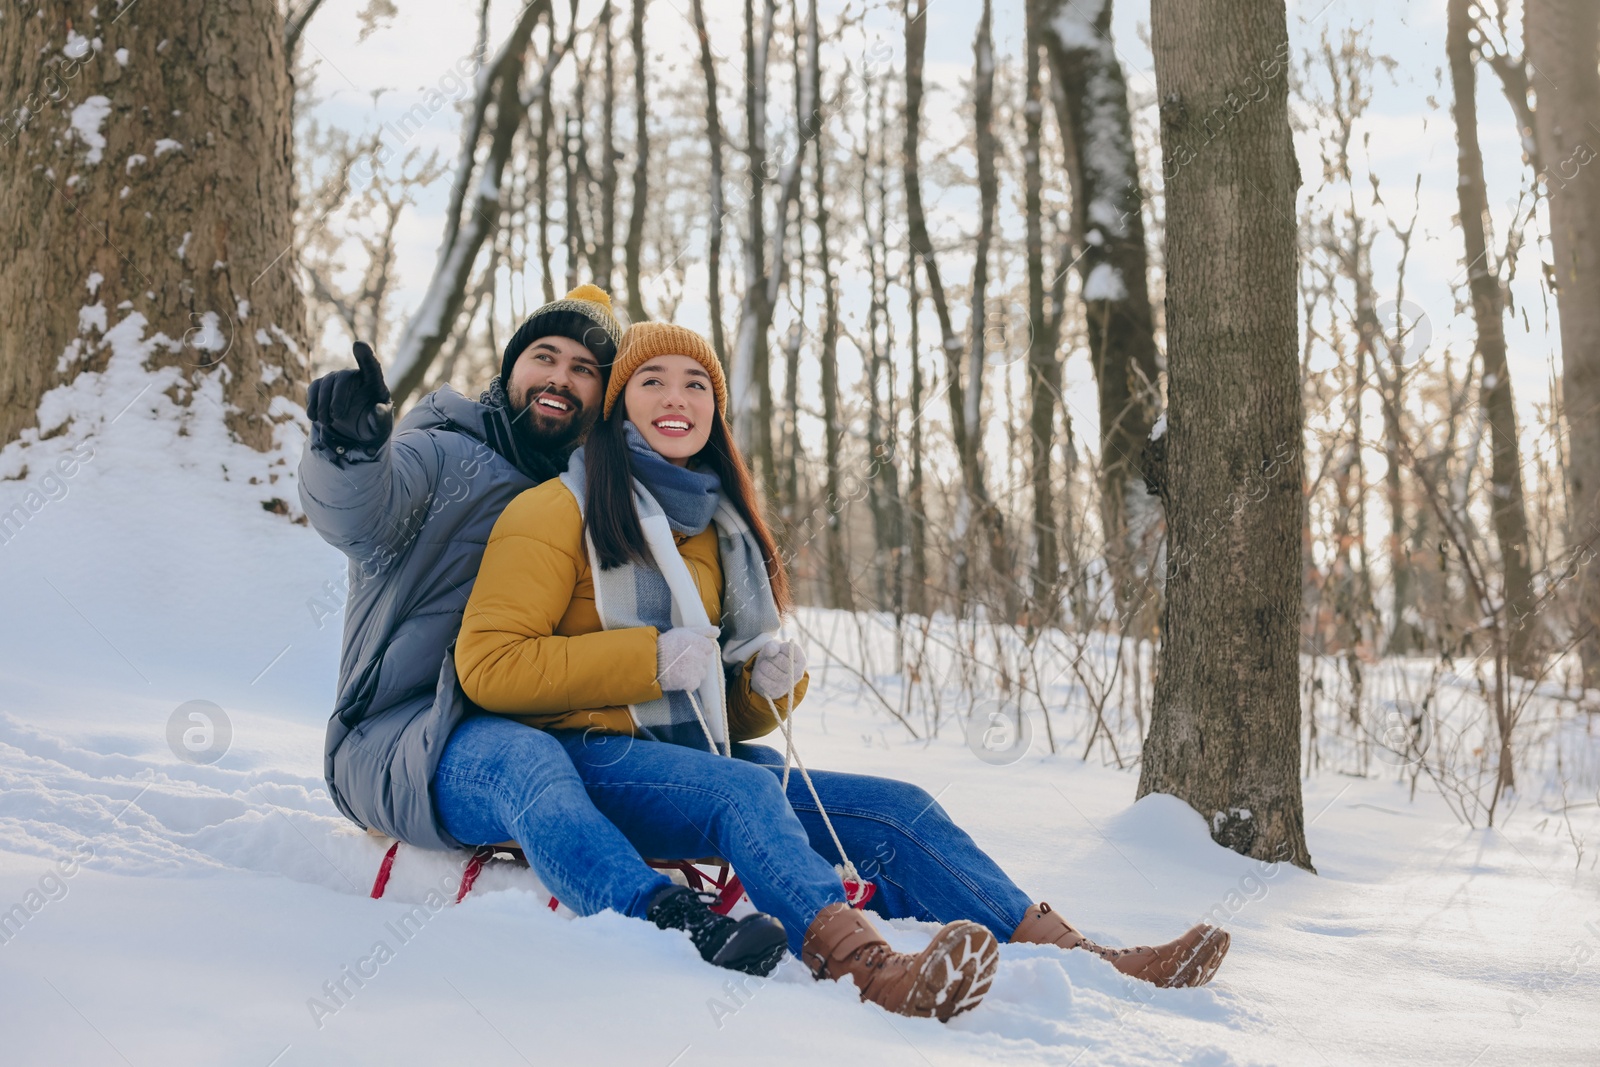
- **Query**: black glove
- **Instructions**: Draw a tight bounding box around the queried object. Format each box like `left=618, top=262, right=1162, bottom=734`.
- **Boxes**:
left=307, top=341, right=394, bottom=449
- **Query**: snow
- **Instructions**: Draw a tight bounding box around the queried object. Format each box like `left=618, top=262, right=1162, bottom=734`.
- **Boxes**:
left=68, top=95, right=112, bottom=165
left=1150, top=412, right=1168, bottom=441
left=476, top=168, right=500, bottom=201
left=1083, top=262, right=1129, bottom=302
left=1050, top=0, right=1108, bottom=50
left=124, top=153, right=146, bottom=172
left=153, top=138, right=183, bottom=157
left=114, top=47, right=129, bottom=67
left=77, top=303, right=107, bottom=335
left=1045, top=8, right=1136, bottom=245
left=62, top=30, right=91, bottom=59
left=1, top=374, right=1597, bottom=1064
left=187, top=310, right=227, bottom=352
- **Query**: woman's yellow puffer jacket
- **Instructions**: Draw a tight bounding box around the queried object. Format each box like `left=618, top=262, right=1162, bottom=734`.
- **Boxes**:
left=455, top=477, right=807, bottom=739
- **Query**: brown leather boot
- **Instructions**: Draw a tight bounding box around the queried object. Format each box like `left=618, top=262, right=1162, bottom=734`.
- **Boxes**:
left=801, top=903, right=998, bottom=1021
left=1009, top=902, right=1229, bottom=989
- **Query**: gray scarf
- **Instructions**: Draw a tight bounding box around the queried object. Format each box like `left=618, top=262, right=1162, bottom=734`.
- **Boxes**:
left=559, top=446, right=781, bottom=752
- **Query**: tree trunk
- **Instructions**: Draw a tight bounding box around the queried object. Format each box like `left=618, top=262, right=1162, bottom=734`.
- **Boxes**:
left=966, top=4, right=996, bottom=486
left=907, top=253, right=930, bottom=617
left=965, top=0, right=1016, bottom=619
left=780, top=320, right=802, bottom=529
left=903, top=0, right=974, bottom=560
left=730, top=0, right=773, bottom=468
left=1041, top=0, right=1165, bottom=638
left=563, top=107, right=583, bottom=292
left=1024, top=0, right=1071, bottom=626
left=1447, top=0, right=1539, bottom=676
left=284, top=0, right=331, bottom=63
left=813, top=95, right=853, bottom=611
left=1139, top=0, right=1313, bottom=871
left=690, top=0, right=728, bottom=368
left=1525, top=0, right=1600, bottom=687
left=864, top=74, right=905, bottom=613
left=0, top=0, right=307, bottom=451
left=599, top=2, right=619, bottom=294
left=624, top=0, right=648, bottom=323
left=1381, top=356, right=1421, bottom=654
left=536, top=88, right=558, bottom=304
left=730, top=0, right=815, bottom=502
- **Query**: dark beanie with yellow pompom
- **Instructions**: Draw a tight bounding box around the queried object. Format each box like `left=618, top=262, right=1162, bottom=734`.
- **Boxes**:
left=499, top=284, right=624, bottom=387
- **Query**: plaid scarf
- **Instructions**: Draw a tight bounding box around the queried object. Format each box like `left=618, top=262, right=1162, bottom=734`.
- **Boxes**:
left=560, top=444, right=781, bottom=752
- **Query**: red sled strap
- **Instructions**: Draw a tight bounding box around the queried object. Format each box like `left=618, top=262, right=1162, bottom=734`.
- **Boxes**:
left=370, top=841, right=400, bottom=900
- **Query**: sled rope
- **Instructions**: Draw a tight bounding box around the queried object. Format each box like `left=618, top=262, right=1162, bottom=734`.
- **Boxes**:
left=683, top=688, right=726, bottom=757
left=687, top=640, right=867, bottom=906
left=760, top=651, right=869, bottom=907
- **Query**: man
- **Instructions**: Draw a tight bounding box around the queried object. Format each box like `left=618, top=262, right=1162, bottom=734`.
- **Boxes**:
left=300, top=286, right=788, bottom=975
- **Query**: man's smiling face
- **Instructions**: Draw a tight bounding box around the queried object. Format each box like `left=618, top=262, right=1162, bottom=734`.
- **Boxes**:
left=505, top=335, right=605, bottom=450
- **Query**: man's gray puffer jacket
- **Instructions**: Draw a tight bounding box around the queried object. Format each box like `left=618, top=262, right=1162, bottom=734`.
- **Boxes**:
left=299, top=383, right=560, bottom=850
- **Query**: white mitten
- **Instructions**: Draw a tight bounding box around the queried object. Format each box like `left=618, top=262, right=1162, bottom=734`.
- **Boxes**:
left=655, top=626, right=720, bottom=692
left=750, top=639, right=808, bottom=700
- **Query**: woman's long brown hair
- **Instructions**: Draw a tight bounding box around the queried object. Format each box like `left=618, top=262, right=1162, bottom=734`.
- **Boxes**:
left=583, top=404, right=793, bottom=613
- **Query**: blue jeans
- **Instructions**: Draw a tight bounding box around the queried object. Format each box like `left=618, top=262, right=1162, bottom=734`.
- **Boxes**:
left=433, top=716, right=1035, bottom=949
left=551, top=729, right=848, bottom=954
left=730, top=743, right=1034, bottom=940
left=433, top=715, right=672, bottom=919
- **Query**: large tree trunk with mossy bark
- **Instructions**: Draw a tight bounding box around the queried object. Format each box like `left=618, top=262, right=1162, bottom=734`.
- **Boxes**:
left=1139, top=0, right=1313, bottom=871
left=0, top=0, right=306, bottom=451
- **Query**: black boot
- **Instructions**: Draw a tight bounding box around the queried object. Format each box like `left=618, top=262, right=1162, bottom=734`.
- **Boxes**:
left=646, top=885, right=788, bottom=976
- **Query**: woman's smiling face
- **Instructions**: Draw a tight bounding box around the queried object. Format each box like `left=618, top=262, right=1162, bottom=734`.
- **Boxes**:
left=623, top=354, right=716, bottom=465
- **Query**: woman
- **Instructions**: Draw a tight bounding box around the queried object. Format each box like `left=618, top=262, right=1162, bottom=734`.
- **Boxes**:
left=453, top=323, right=1228, bottom=1019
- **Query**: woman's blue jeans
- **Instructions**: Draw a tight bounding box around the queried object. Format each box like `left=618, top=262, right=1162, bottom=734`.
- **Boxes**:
left=432, top=715, right=1034, bottom=951
left=730, top=742, right=1034, bottom=940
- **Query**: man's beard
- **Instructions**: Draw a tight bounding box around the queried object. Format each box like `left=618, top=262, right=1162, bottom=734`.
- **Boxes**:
left=509, top=384, right=594, bottom=456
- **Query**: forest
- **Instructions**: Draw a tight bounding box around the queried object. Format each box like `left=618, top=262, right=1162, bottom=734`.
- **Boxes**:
left=0, top=0, right=1596, bottom=1063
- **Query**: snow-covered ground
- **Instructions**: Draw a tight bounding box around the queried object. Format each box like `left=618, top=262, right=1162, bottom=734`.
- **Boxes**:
left=2, top=384, right=1597, bottom=1066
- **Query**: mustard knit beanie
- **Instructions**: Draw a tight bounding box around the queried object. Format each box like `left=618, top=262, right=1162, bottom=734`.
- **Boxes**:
left=499, top=284, right=624, bottom=386
left=604, top=322, right=727, bottom=418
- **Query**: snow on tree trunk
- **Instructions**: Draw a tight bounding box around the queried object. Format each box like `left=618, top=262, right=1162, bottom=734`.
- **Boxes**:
left=387, top=1, right=551, bottom=403
left=1525, top=0, right=1600, bottom=689
left=1139, top=0, right=1313, bottom=870
left=1041, top=0, right=1165, bottom=638
left=0, top=0, right=306, bottom=451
